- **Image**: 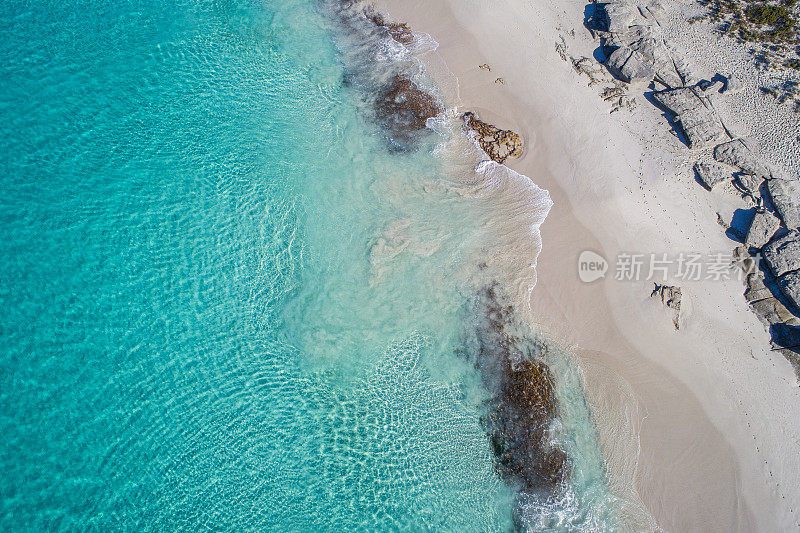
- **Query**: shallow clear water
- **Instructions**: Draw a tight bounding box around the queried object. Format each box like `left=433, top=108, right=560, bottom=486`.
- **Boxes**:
left=1, top=0, right=626, bottom=530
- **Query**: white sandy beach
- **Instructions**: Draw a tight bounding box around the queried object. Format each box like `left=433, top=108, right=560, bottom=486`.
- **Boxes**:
left=377, top=0, right=800, bottom=530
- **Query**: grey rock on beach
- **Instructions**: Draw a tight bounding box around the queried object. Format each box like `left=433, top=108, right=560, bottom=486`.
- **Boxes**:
left=694, top=162, right=730, bottom=189
left=767, top=178, right=800, bottom=230
left=713, top=139, right=774, bottom=180
left=764, top=231, right=800, bottom=310
left=605, top=45, right=655, bottom=83
left=745, top=211, right=780, bottom=250
left=651, top=283, right=682, bottom=330
left=603, top=1, right=639, bottom=33
left=763, top=231, right=800, bottom=277
left=652, top=87, right=728, bottom=149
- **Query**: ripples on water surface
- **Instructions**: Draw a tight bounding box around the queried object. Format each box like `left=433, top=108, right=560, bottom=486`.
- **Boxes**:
left=1, top=0, right=636, bottom=530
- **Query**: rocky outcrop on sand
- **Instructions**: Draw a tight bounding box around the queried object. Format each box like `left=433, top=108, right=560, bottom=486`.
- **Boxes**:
left=598, top=1, right=692, bottom=88
left=474, top=286, right=569, bottom=491
left=651, top=283, right=682, bottom=329
left=605, top=44, right=656, bottom=83
left=737, top=247, right=800, bottom=375
left=583, top=2, right=800, bottom=375
left=463, top=112, right=524, bottom=164
left=764, top=231, right=800, bottom=285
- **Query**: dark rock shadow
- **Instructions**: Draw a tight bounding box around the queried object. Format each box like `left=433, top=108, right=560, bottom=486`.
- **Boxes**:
left=759, top=260, right=800, bottom=318
left=727, top=208, right=755, bottom=243
left=769, top=324, right=800, bottom=376
left=593, top=44, right=608, bottom=64
left=692, top=164, right=709, bottom=190
left=584, top=2, right=607, bottom=33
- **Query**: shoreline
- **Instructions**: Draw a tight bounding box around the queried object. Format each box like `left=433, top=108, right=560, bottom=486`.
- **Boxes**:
left=376, top=0, right=800, bottom=530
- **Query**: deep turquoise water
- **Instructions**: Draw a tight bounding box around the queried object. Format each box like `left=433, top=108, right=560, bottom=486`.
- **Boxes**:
left=1, top=0, right=630, bottom=530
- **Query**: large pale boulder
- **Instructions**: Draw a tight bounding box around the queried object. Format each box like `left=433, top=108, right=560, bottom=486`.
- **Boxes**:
left=694, top=162, right=730, bottom=189
left=713, top=139, right=773, bottom=180
left=778, top=271, right=800, bottom=310
left=764, top=231, right=800, bottom=277
left=652, top=87, right=728, bottom=149
left=764, top=231, right=800, bottom=310
left=745, top=211, right=780, bottom=249
left=605, top=45, right=655, bottom=83
left=767, top=178, right=800, bottom=229
left=603, top=1, right=638, bottom=33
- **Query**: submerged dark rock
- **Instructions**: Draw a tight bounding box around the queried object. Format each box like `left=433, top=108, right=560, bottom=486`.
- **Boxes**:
left=327, top=2, right=441, bottom=150
left=367, top=11, right=415, bottom=45
left=472, top=286, right=569, bottom=491
left=488, top=358, right=568, bottom=488
left=377, top=75, right=442, bottom=142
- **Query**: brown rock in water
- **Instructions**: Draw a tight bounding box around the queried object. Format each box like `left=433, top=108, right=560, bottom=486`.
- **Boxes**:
left=476, top=286, right=569, bottom=490
left=463, top=112, right=523, bottom=164
left=376, top=75, right=441, bottom=140
left=490, top=358, right=568, bottom=487
left=367, top=12, right=415, bottom=45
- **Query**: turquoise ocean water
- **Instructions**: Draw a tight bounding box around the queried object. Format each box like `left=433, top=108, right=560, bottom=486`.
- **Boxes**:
left=1, top=0, right=632, bottom=530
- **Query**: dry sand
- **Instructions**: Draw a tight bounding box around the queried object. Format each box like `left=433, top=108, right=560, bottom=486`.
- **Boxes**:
left=376, top=0, right=800, bottom=530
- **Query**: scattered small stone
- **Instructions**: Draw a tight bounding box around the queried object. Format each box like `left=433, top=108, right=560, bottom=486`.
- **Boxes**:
left=651, top=283, right=682, bottom=330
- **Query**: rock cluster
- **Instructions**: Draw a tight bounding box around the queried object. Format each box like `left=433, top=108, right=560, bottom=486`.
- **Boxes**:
left=738, top=247, right=800, bottom=375
left=474, top=286, right=569, bottom=491
left=328, top=3, right=442, bottom=150
left=463, top=112, right=524, bottom=164
left=594, top=2, right=800, bottom=373
left=599, top=1, right=689, bottom=88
